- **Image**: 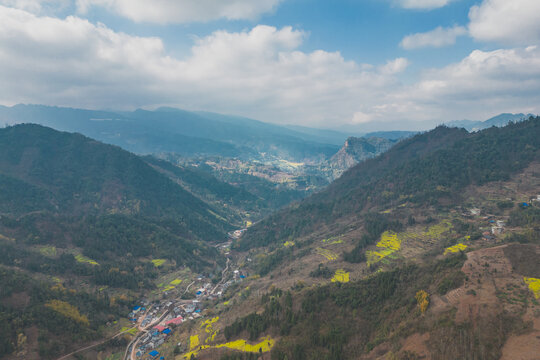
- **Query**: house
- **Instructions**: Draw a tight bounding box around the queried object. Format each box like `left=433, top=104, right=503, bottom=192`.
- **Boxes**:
left=154, top=325, right=166, bottom=332
left=166, top=316, right=183, bottom=326
left=149, top=350, right=159, bottom=358
left=470, top=208, right=481, bottom=216
left=491, top=226, right=503, bottom=235
left=162, top=328, right=172, bottom=335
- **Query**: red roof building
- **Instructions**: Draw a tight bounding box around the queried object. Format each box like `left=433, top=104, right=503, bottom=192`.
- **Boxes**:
left=154, top=325, right=166, bottom=332
left=166, top=316, right=183, bottom=325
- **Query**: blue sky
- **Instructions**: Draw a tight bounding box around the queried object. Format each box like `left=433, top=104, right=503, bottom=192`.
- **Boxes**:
left=1, top=0, right=540, bottom=130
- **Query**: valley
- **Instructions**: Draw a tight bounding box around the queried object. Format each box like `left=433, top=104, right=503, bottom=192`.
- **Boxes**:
left=2, top=1, right=540, bottom=360
left=0, top=114, right=538, bottom=360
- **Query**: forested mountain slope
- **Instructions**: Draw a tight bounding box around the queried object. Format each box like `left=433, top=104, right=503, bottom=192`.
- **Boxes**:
left=0, top=124, right=244, bottom=358
left=240, top=117, right=540, bottom=250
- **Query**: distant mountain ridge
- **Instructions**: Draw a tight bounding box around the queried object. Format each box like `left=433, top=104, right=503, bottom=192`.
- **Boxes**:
left=0, top=104, right=340, bottom=162
left=446, top=112, right=535, bottom=131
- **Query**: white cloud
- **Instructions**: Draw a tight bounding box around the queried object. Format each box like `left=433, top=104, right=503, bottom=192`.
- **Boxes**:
left=0, top=0, right=69, bottom=13
left=76, top=0, right=282, bottom=23
left=395, top=0, right=454, bottom=10
left=400, top=25, right=467, bottom=49
left=469, top=0, right=540, bottom=46
left=390, top=46, right=540, bottom=122
left=0, top=6, right=408, bottom=127
left=1, top=5, right=539, bottom=130
left=379, top=58, right=410, bottom=74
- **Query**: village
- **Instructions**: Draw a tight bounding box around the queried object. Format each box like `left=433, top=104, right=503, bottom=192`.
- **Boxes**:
left=122, top=232, right=249, bottom=360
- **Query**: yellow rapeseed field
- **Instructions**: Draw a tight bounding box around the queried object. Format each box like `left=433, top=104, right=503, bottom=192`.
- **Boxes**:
left=524, top=277, right=540, bottom=299
left=75, top=254, right=99, bottom=266
left=331, top=269, right=350, bottom=283
left=151, top=259, right=166, bottom=267
left=366, top=231, right=401, bottom=266
left=443, top=243, right=468, bottom=255
left=189, top=335, right=200, bottom=350
left=183, top=336, right=275, bottom=359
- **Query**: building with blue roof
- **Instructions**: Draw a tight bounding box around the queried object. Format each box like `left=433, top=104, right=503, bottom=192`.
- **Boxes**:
left=149, top=350, right=159, bottom=357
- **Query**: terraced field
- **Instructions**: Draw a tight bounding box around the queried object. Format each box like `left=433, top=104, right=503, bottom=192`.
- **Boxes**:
left=315, top=247, right=338, bottom=261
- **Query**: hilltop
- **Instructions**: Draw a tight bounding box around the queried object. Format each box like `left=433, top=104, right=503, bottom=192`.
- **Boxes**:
left=324, top=136, right=396, bottom=179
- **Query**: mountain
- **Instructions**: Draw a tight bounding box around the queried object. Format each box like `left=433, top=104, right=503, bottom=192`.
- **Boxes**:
left=213, top=117, right=540, bottom=360
left=0, top=124, right=230, bottom=228
left=0, top=124, right=242, bottom=285
left=446, top=112, right=534, bottom=132
left=240, top=118, right=540, bottom=249
left=0, top=124, right=265, bottom=358
left=2, top=118, right=539, bottom=360
left=363, top=130, right=417, bottom=140
left=324, top=136, right=396, bottom=179
left=0, top=105, right=340, bottom=162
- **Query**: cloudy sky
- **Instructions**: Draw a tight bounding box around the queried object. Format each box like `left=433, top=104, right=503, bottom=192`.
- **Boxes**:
left=1, top=0, right=540, bottom=130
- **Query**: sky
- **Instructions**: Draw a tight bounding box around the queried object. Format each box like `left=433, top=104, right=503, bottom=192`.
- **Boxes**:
left=1, top=0, right=540, bottom=131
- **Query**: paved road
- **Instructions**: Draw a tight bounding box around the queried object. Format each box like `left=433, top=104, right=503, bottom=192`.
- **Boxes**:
left=124, top=308, right=172, bottom=360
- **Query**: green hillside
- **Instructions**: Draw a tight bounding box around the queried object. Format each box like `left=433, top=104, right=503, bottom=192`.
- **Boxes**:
left=0, top=124, right=232, bottom=236
left=240, top=117, right=540, bottom=250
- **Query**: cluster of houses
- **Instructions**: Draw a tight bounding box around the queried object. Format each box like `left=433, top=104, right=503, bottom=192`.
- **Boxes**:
left=482, top=218, right=506, bottom=240
left=124, top=241, right=250, bottom=359
left=128, top=298, right=206, bottom=358
left=490, top=219, right=505, bottom=236
left=135, top=325, right=172, bottom=358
